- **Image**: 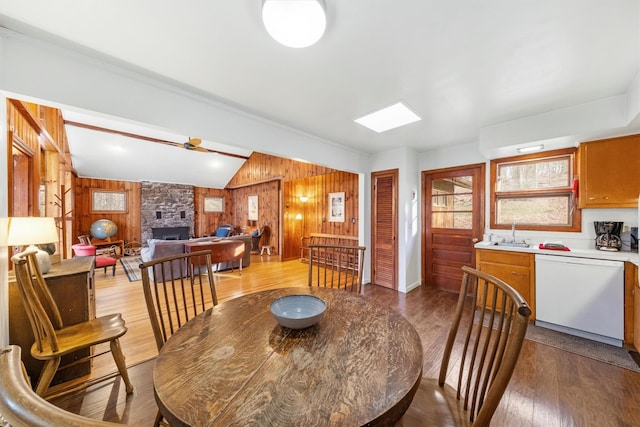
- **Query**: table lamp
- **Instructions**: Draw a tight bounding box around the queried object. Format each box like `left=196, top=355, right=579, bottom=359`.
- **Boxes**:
left=4, top=217, right=59, bottom=274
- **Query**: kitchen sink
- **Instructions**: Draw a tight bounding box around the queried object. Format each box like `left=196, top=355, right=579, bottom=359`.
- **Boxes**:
left=493, top=241, right=532, bottom=248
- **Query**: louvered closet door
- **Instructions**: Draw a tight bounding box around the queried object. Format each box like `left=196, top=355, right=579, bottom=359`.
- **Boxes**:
left=371, top=169, right=397, bottom=289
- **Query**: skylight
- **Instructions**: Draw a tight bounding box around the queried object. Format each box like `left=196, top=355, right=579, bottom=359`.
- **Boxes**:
left=354, top=102, right=421, bottom=133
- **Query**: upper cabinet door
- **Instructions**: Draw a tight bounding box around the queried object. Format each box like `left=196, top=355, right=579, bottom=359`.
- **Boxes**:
left=579, top=134, right=640, bottom=208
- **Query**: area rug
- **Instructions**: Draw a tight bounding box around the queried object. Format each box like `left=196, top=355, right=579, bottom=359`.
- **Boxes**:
left=525, top=323, right=640, bottom=373
left=119, top=256, right=143, bottom=282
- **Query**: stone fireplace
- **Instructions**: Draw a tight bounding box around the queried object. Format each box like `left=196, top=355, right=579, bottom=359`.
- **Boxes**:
left=141, top=181, right=194, bottom=244
left=151, top=226, right=191, bottom=240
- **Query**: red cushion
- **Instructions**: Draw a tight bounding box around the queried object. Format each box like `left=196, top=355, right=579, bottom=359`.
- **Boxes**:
left=95, top=256, right=117, bottom=268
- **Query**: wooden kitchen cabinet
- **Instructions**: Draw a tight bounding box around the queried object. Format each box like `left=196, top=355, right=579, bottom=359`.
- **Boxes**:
left=578, top=134, right=640, bottom=208
left=476, top=249, right=536, bottom=320
left=8, top=257, right=95, bottom=385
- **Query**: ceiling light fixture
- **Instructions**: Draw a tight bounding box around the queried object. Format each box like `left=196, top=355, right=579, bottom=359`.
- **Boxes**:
left=355, top=102, right=422, bottom=133
left=262, top=0, right=327, bottom=48
left=517, top=144, right=544, bottom=153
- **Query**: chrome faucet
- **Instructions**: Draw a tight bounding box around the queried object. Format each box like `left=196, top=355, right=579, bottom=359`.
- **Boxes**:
left=511, top=222, right=516, bottom=242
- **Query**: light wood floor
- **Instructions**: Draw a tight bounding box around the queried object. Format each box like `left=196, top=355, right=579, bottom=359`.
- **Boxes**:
left=50, top=254, right=640, bottom=426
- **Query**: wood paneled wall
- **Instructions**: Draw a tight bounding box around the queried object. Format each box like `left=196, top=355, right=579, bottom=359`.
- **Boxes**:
left=230, top=180, right=281, bottom=253
left=6, top=99, right=75, bottom=260
left=229, top=153, right=359, bottom=260
left=282, top=171, right=359, bottom=260
left=193, top=187, right=232, bottom=236
left=73, top=178, right=141, bottom=247
left=227, top=152, right=337, bottom=187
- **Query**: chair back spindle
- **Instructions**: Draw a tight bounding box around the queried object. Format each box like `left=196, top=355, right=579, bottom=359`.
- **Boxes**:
left=307, top=244, right=366, bottom=293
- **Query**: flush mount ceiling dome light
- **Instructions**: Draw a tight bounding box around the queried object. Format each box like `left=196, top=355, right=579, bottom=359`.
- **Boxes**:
left=262, top=0, right=327, bottom=48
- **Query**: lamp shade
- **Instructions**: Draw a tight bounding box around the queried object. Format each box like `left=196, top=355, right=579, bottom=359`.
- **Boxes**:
left=5, top=217, right=59, bottom=246
left=262, top=0, right=326, bottom=48
left=5, top=217, right=58, bottom=274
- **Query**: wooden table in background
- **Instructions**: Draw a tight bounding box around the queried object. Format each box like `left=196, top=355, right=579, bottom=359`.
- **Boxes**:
left=184, top=240, right=245, bottom=275
left=91, top=238, right=125, bottom=257
left=153, top=287, right=423, bottom=427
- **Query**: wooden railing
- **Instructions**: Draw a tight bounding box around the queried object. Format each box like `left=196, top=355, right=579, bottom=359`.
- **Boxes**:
left=307, top=244, right=366, bottom=293
left=300, top=233, right=359, bottom=262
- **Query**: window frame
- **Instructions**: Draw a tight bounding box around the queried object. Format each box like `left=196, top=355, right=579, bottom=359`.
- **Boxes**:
left=489, top=147, right=581, bottom=232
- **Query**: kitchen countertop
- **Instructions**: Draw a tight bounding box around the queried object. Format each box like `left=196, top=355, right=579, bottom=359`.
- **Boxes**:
left=475, top=241, right=640, bottom=266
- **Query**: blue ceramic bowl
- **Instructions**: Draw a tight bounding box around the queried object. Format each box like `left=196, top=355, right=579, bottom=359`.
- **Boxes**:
left=270, top=295, right=327, bottom=329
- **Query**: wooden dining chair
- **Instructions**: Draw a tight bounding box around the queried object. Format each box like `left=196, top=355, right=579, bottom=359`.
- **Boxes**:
left=10, top=249, right=134, bottom=398
left=307, top=244, right=366, bottom=293
left=0, top=345, right=133, bottom=427
left=139, top=249, right=218, bottom=427
left=396, top=266, right=531, bottom=427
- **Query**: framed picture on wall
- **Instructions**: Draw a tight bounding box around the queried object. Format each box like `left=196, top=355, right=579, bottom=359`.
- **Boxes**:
left=91, top=189, right=127, bottom=213
left=328, top=192, right=345, bottom=222
left=248, top=195, right=259, bottom=221
left=204, top=196, right=225, bottom=212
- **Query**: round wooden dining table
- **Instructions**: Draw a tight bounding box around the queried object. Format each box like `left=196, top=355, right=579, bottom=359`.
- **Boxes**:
left=153, top=287, right=423, bottom=427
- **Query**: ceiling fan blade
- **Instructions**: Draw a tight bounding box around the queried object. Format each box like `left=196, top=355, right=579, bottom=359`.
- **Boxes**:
left=194, top=147, right=209, bottom=152
left=188, top=137, right=202, bottom=147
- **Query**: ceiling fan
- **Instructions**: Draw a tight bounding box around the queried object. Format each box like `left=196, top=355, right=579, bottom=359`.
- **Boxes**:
left=64, top=121, right=249, bottom=160
left=182, top=137, right=206, bottom=151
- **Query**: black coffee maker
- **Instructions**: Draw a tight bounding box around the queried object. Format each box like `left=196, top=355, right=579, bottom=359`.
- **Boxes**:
left=594, top=221, right=623, bottom=251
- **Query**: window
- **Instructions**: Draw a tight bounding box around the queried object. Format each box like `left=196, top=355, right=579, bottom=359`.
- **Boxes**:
left=431, top=176, right=473, bottom=229
left=490, top=148, right=580, bottom=232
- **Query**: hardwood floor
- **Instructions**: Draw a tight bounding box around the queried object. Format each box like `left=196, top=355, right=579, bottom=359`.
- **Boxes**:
left=50, top=254, right=640, bottom=426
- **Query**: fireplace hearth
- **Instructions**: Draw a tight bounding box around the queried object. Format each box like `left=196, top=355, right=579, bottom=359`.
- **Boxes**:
left=152, top=227, right=191, bottom=240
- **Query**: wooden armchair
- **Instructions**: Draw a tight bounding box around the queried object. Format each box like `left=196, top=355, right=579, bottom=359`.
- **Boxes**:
left=10, top=249, right=134, bottom=398
left=0, top=345, right=130, bottom=427
left=395, top=266, right=531, bottom=427
left=307, top=244, right=366, bottom=293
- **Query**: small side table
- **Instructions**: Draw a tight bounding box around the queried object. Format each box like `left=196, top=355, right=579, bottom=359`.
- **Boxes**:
left=91, top=239, right=125, bottom=257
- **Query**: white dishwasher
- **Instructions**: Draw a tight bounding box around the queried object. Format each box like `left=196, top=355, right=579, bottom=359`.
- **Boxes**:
left=535, top=254, right=624, bottom=347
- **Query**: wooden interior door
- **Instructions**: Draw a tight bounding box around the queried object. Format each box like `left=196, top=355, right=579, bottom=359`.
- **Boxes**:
left=422, top=164, right=485, bottom=292
left=371, top=169, right=398, bottom=289
left=10, top=132, right=36, bottom=216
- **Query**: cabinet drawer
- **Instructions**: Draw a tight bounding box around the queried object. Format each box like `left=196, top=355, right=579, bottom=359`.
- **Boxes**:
left=476, top=249, right=532, bottom=268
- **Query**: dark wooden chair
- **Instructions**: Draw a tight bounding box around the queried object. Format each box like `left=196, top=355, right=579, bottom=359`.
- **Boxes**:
left=10, top=249, right=134, bottom=398
left=251, top=226, right=265, bottom=252
left=259, top=225, right=272, bottom=255
left=395, top=266, right=531, bottom=427
left=0, top=345, right=133, bottom=426
left=307, top=244, right=366, bottom=293
left=139, top=250, right=218, bottom=427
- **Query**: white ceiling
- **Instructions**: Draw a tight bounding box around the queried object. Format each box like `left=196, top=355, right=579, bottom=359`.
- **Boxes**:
left=1, top=1, right=638, bottom=186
